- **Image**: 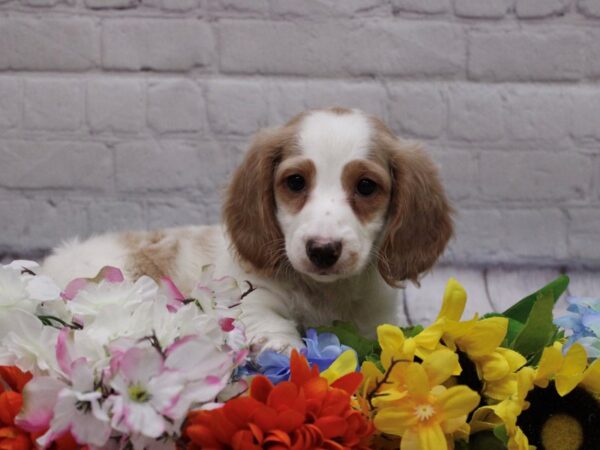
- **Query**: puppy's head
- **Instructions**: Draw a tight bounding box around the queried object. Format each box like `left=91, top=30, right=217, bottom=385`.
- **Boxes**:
left=224, top=108, right=452, bottom=286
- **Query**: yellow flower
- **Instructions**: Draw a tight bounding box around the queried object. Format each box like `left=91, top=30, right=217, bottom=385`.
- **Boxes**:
left=413, top=278, right=525, bottom=401
left=535, top=341, right=600, bottom=396
left=471, top=367, right=536, bottom=450
left=321, top=349, right=358, bottom=385
left=373, top=354, right=480, bottom=450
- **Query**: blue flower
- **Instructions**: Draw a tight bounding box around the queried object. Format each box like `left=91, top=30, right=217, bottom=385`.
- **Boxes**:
left=256, top=350, right=292, bottom=384
left=303, top=328, right=356, bottom=372
left=555, top=296, right=600, bottom=358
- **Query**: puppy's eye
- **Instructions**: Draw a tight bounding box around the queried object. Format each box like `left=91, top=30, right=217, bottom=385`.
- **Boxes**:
left=356, top=178, right=377, bottom=196
left=286, top=174, right=306, bottom=192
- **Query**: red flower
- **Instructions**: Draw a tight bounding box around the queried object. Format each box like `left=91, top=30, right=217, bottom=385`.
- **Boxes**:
left=0, top=367, right=79, bottom=450
left=182, top=350, right=373, bottom=450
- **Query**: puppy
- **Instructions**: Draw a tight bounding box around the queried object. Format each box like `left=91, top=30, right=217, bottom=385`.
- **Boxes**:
left=42, top=107, right=452, bottom=352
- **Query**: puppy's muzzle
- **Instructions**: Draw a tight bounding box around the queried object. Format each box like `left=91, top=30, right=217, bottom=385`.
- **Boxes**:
left=306, top=239, right=342, bottom=269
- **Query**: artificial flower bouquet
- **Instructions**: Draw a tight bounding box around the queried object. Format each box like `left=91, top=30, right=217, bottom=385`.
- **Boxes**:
left=1, top=260, right=599, bottom=450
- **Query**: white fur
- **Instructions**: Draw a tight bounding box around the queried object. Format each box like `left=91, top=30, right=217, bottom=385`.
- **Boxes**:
left=43, top=110, right=399, bottom=353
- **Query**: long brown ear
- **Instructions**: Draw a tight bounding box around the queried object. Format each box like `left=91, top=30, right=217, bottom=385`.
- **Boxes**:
left=223, top=127, right=294, bottom=275
left=377, top=132, right=453, bottom=286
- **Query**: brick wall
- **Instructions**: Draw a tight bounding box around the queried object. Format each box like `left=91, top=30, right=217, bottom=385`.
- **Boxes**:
left=0, top=0, right=599, bottom=268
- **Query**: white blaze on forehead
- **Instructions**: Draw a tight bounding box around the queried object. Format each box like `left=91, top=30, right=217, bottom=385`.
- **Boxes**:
left=297, top=110, right=372, bottom=173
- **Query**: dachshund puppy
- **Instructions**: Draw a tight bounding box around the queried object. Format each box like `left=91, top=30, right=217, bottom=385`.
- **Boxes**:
left=43, top=107, right=453, bottom=352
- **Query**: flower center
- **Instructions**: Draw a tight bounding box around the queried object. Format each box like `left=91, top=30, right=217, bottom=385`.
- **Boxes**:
left=540, top=414, right=583, bottom=450
left=414, top=403, right=435, bottom=421
left=128, top=384, right=152, bottom=403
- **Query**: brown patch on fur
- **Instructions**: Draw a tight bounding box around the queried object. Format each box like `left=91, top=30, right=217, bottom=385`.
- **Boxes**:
left=369, top=117, right=453, bottom=287
left=328, top=106, right=354, bottom=115
left=223, top=124, right=300, bottom=276
left=121, top=231, right=179, bottom=282
left=341, top=159, right=391, bottom=224
left=274, top=157, right=316, bottom=214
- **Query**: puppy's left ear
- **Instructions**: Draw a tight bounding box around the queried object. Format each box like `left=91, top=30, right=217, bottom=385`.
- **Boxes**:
left=377, top=132, right=453, bottom=286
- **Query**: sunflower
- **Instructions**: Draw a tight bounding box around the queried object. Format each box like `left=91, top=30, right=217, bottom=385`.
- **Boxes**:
left=516, top=342, right=600, bottom=450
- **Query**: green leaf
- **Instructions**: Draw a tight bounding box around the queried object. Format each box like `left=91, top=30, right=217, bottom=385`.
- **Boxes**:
left=511, top=290, right=556, bottom=361
left=314, top=321, right=380, bottom=363
left=493, top=425, right=509, bottom=445
left=401, top=324, right=424, bottom=338
left=503, top=318, right=525, bottom=347
left=468, top=431, right=506, bottom=450
left=503, top=275, right=569, bottom=323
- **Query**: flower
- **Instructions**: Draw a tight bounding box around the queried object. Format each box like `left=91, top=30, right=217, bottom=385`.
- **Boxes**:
left=182, top=350, right=372, bottom=449
left=0, top=367, right=35, bottom=450
left=303, top=328, right=355, bottom=372
left=108, top=346, right=184, bottom=439
left=555, top=296, right=600, bottom=358
left=470, top=367, right=535, bottom=450
left=369, top=349, right=480, bottom=450
left=256, top=350, right=292, bottom=384
left=533, top=341, right=600, bottom=396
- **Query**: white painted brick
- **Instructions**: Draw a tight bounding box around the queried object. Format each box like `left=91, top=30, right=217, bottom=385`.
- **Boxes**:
left=193, top=140, right=242, bottom=192
left=271, top=0, right=390, bottom=16
left=0, top=78, right=21, bottom=130
left=504, top=88, right=569, bottom=142
left=454, top=0, right=511, bottom=18
left=469, top=30, right=585, bottom=81
left=446, top=209, right=503, bottom=262
left=589, top=30, right=600, bottom=78
left=87, top=79, right=145, bottom=133
left=146, top=199, right=215, bottom=229
left=567, top=270, right=600, bottom=298
left=115, top=140, right=204, bottom=191
left=0, top=18, right=99, bottom=71
left=578, top=0, right=600, bottom=17
left=516, top=0, right=570, bottom=18
left=147, top=80, right=206, bottom=133
left=0, top=141, right=113, bottom=190
left=486, top=268, right=562, bottom=312
left=21, top=0, right=60, bottom=6
left=405, top=266, right=492, bottom=325
left=428, top=147, right=478, bottom=201
left=392, top=0, right=449, bottom=14
left=447, top=85, right=504, bottom=141
left=267, top=80, right=387, bottom=125
left=568, top=209, right=600, bottom=260
left=102, top=19, right=213, bottom=71
left=24, top=79, right=84, bottom=131
left=388, top=84, right=445, bottom=138
left=0, top=198, right=88, bottom=250
left=28, top=199, right=90, bottom=249
left=450, top=208, right=568, bottom=263
left=480, top=151, right=592, bottom=201
left=219, top=20, right=466, bottom=77
left=85, top=0, right=137, bottom=8
left=88, top=201, right=146, bottom=234
left=568, top=89, right=600, bottom=141
left=206, top=80, right=269, bottom=135
left=159, top=0, right=200, bottom=11
left=0, top=198, right=31, bottom=249
left=206, top=0, right=269, bottom=15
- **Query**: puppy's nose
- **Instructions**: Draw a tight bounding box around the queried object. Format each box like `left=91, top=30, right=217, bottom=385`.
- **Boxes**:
left=306, top=239, right=342, bottom=269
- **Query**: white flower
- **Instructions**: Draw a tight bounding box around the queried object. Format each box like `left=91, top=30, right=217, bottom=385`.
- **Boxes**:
left=109, top=347, right=184, bottom=439
left=0, top=309, right=61, bottom=375
left=69, top=275, right=158, bottom=322
left=37, top=360, right=111, bottom=448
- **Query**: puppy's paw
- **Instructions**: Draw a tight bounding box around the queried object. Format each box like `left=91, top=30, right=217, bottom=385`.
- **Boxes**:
left=251, top=332, right=304, bottom=355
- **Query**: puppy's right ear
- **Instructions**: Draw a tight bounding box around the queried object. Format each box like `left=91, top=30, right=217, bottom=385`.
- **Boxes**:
left=223, top=127, right=294, bottom=276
